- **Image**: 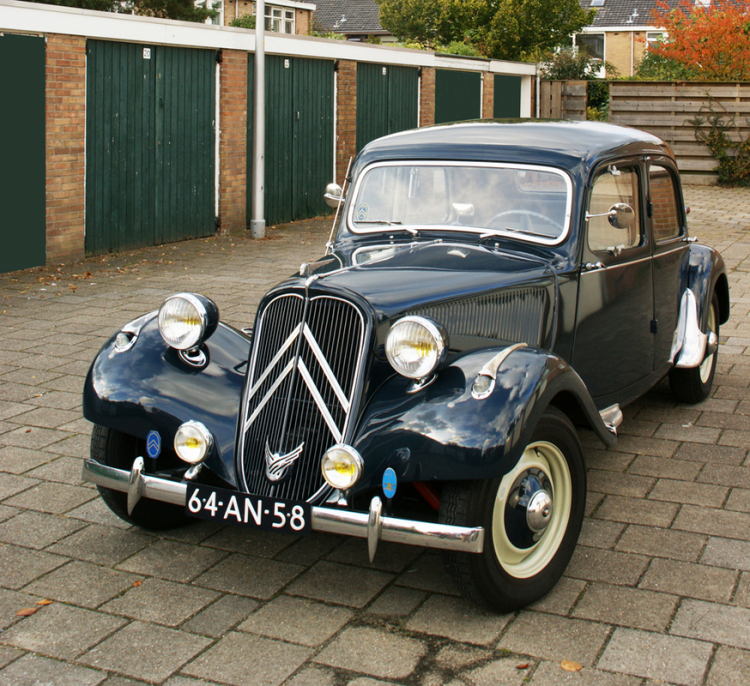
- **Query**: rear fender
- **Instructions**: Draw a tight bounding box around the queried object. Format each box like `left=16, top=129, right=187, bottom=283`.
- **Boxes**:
left=351, top=345, right=614, bottom=493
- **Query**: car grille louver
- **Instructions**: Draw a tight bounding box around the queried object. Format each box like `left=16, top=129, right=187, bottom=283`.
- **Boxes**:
left=239, top=293, right=365, bottom=503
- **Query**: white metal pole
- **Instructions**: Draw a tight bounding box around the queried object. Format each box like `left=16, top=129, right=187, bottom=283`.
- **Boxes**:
left=251, top=0, right=266, bottom=238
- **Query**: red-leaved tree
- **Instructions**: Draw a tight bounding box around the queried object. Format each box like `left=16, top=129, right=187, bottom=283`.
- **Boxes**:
left=648, top=0, right=750, bottom=80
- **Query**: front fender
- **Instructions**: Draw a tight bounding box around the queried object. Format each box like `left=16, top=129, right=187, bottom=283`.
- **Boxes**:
left=351, top=346, right=614, bottom=493
left=82, top=315, right=250, bottom=488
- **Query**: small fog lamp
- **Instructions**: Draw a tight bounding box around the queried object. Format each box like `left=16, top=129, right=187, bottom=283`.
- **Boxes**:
left=174, top=421, right=213, bottom=465
left=472, top=374, right=495, bottom=400
left=321, top=445, right=364, bottom=490
left=114, top=332, right=134, bottom=351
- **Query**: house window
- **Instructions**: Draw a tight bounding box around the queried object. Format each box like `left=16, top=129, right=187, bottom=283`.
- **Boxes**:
left=578, top=33, right=604, bottom=61
left=647, top=32, right=666, bottom=45
left=198, top=0, right=224, bottom=25
left=590, top=0, right=605, bottom=6
left=253, top=3, right=295, bottom=33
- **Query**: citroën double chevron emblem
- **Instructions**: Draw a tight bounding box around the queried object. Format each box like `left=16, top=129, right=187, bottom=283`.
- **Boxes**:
left=264, top=440, right=304, bottom=482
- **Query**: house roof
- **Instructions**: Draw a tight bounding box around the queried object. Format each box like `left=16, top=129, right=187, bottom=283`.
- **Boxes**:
left=314, top=0, right=386, bottom=34
left=580, top=0, right=681, bottom=28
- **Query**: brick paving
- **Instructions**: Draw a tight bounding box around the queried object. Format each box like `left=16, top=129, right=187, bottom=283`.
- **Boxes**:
left=0, top=186, right=749, bottom=685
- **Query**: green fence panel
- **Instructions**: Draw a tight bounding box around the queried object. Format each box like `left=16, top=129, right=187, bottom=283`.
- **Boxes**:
left=494, top=75, right=522, bottom=119
left=0, top=33, right=45, bottom=274
left=247, top=54, right=334, bottom=226
left=434, top=69, right=482, bottom=124
left=86, top=41, right=215, bottom=255
left=356, top=63, right=418, bottom=151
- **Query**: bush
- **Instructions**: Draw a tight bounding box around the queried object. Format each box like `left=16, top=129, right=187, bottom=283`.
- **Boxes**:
left=230, top=14, right=255, bottom=29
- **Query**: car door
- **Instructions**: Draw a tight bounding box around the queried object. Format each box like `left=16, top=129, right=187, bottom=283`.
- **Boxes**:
left=648, top=160, right=690, bottom=370
left=572, top=161, right=654, bottom=401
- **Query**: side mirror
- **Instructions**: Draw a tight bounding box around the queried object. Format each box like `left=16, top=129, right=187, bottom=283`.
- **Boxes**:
left=324, top=183, right=344, bottom=209
left=586, top=202, right=635, bottom=230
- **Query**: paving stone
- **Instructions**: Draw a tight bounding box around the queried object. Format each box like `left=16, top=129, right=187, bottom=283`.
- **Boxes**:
left=273, top=533, right=343, bottom=567
left=628, top=455, right=702, bottom=481
left=0, top=509, right=85, bottom=549
left=193, top=552, right=303, bottom=599
left=736, top=572, right=750, bottom=609
left=117, top=539, right=228, bottom=583
left=0, top=644, right=23, bottom=669
left=283, top=666, right=336, bottom=686
left=314, top=626, right=427, bottom=680
left=0, top=602, right=126, bottom=660
left=529, top=577, right=586, bottom=616
left=394, top=553, right=460, bottom=595
left=0, top=426, right=70, bottom=450
left=0, top=653, right=106, bottom=686
left=80, top=621, right=211, bottom=683
left=433, top=644, right=492, bottom=671
left=528, top=660, right=642, bottom=686
left=100, top=577, right=219, bottom=626
left=701, top=536, right=750, bottom=572
left=613, top=436, right=679, bottom=458
left=597, top=627, right=712, bottom=686
left=0, top=544, right=68, bottom=590
left=48, top=523, right=153, bottom=566
left=615, top=524, right=706, bottom=562
left=24, top=456, right=86, bottom=485
left=578, top=518, right=625, bottom=549
left=10, top=407, right=80, bottom=430
left=47, top=433, right=91, bottom=458
left=365, top=585, right=426, bottom=618
left=497, top=613, right=610, bottom=667
left=180, top=594, right=258, bottom=638
left=673, top=505, right=750, bottom=541
left=200, top=526, right=296, bottom=558
left=238, top=595, right=352, bottom=646
left=587, top=469, right=654, bottom=497
left=325, top=537, right=422, bottom=573
left=3, top=481, right=96, bottom=514
left=583, top=448, right=635, bottom=473
left=706, top=646, right=750, bottom=686
left=566, top=546, right=650, bottom=586
left=65, top=498, right=134, bottom=529
left=671, top=599, right=750, bottom=650
left=698, top=463, right=750, bottom=489
left=640, top=558, right=738, bottom=602
left=286, top=560, right=392, bottom=608
left=649, top=479, right=729, bottom=507
left=727, top=488, right=750, bottom=512
left=0, top=587, right=46, bottom=630
left=0, top=473, right=38, bottom=501
left=0, top=446, right=53, bottom=474
left=183, top=631, right=312, bottom=686
left=405, top=594, right=511, bottom=645
left=595, top=494, right=679, bottom=527
left=24, top=560, right=138, bottom=609
left=571, top=582, right=677, bottom=631
left=163, top=677, right=225, bottom=686
left=463, top=657, right=529, bottom=686
left=25, top=390, right=81, bottom=411
left=719, top=429, right=750, bottom=448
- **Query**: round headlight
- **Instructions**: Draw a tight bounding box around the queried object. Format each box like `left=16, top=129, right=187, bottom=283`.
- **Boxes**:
left=386, top=316, right=448, bottom=380
left=174, top=421, right=213, bottom=465
left=158, top=293, right=218, bottom=351
left=321, top=445, right=364, bottom=490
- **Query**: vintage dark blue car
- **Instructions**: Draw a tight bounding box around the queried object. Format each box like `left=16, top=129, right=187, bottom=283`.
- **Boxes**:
left=82, top=121, right=729, bottom=611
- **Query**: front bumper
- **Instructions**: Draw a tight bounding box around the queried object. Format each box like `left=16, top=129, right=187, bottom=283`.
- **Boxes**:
left=82, top=458, right=485, bottom=560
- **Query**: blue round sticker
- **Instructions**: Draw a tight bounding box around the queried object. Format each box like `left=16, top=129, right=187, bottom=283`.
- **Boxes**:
left=382, top=468, right=397, bottom=499
left=146, top=431, right=161, bottom=459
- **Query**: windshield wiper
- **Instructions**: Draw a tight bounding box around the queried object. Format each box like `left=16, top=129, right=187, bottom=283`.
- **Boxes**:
left=498, top=226, right=551, bottom=239
left=356, top=220, right=418, bottom=235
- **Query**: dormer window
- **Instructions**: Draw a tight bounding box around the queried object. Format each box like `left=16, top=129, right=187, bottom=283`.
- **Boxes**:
left=591, top=0, right=605, bottom=6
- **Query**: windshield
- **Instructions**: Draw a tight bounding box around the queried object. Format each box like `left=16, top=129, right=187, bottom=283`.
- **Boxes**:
left=347, top=162, right=572, bottom=245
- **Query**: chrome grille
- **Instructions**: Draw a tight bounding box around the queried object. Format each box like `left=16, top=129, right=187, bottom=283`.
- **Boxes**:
left=410, top=286, right=549, bottom=346
left=239, top=293, right=365, bottom=502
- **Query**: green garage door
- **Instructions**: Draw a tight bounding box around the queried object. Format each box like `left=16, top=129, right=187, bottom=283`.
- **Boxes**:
left=435, top=69, right=482, bottom=124
left=247, top=55, right=334, bottom=226
left=494, top=75, right=522, bottom=118
left=0, top=33, right=45, bottom=274
left=356, top=63, right=418, bottom=151
left=86, top=41, right=216, bottom=255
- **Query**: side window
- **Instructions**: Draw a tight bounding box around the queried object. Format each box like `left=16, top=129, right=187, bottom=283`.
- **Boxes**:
left=649, top=165, right=682, bottom=242
left=587, top=166, right=642, bottom=254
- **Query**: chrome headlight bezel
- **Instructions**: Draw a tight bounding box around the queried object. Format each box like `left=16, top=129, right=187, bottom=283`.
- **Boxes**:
left=174, top=420, right=214, bottom=465
left=158, top=293, right=219, bottom=351
left=385, top=315, right=449, bottom=380
left=321, top=444, right=364, bottom=491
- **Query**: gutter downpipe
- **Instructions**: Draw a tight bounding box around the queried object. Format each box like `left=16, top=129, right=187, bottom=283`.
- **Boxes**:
left=251, top=0, right=266, bottom=238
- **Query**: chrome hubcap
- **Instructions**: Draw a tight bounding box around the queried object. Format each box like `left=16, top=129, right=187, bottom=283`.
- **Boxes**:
left=526, top=488, right=554, bottom=533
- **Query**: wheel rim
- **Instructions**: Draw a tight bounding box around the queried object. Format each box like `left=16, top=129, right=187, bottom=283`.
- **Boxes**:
left=492, top=441, right=572, bottom=579
left=699, top=301, right=717, bottom=384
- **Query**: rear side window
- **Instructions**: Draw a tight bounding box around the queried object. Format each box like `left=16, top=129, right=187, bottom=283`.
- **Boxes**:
left=649, top=165, right=682, bottom=242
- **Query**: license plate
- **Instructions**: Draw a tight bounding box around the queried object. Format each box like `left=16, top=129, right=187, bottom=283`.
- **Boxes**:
left=185, top=484, right=311, bottom=536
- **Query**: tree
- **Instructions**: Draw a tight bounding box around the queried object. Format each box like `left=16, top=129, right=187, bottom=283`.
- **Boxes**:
left=25, top=0, right=216, bottom=23
left=647, top=0, right=750, bottom=80
left=376, top=0, right=594, bottom=61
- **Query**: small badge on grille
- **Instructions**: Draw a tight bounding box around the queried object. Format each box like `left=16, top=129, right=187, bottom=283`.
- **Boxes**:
left=146, top=431, right=161, bottom=459
left=264, top=441, right=304, bottom=482
left=382, top=468, right=397, bottom=499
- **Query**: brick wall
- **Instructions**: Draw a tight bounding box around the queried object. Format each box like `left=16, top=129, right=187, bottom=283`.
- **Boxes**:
left=218, top=50, right=248, bottom=234
left=336, top=59, right=357, bottom=187
left=45, top=34, right=86, bottom=263
left=419, top=66, right=435, bottom=127
left=482, top=72, right=494, bottom=119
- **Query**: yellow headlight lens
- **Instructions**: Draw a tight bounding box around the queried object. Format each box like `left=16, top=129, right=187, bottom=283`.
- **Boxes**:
left=386, top=316, right=448, bottom=380
left=321, top=445, right=364, bottom=490
left=158, top=294, right=207, bottom=350
left=174, top=421, right=213, bottom=465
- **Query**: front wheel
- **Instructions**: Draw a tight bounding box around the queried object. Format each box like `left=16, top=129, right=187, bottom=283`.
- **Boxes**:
left=91, top=424, right=193, bottom=530
left=440, top=407, right=586, bottom=612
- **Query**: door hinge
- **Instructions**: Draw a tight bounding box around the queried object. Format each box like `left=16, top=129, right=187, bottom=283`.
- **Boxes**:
left=650, top=319, right=659, bottom=334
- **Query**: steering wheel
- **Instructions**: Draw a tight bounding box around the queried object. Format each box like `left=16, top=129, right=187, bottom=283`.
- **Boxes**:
left=487, top=210, right=564, bottom=236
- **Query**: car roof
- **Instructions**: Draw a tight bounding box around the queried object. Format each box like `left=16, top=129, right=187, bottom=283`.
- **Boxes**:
left=355, top=120, right=674, bottom=175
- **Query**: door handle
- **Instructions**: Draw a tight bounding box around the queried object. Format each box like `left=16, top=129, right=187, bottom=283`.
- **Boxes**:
left=584, top=262, right=605, bottom=271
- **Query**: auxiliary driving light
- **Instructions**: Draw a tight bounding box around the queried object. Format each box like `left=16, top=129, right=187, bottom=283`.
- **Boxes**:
left=174, top=421, right=213, bottom=465
left=321, top=445, right=364, bottom=490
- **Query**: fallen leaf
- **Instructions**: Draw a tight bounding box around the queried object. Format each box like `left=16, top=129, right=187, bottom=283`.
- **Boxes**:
left=516, top=662, right=530, bottom=669
left=16, top=607, right=37, bottom=617
left=25, top=429, right=32, bottom=433
left=36, top=599, right=53, bottom=606
left=133, top=580, right=143, bottom=587
left=561, top=660, right=582, bottom=672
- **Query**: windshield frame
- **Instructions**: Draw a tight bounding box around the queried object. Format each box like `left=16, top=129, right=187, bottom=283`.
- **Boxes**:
left=345, top=160, right=574, bottom=246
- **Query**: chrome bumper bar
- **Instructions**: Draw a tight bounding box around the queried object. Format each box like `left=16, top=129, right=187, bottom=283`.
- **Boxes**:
left=82, top=458, right=485, bottom=559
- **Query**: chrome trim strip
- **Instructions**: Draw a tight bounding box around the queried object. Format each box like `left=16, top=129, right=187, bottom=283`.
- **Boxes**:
left=302, top=324, right=350, bottom=412
left=82, top=459, right=485, bottom=555
left=297, top=359, right=343, bottom=444
left=672, top=289, right=710, bottom=368
left=246, top=323, right=302, bottom=401
left=580, top=253, right=653, bottom=271
left=478, top=342, right=528, bottom=381
left=244, top=359, right=295, bottom=430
